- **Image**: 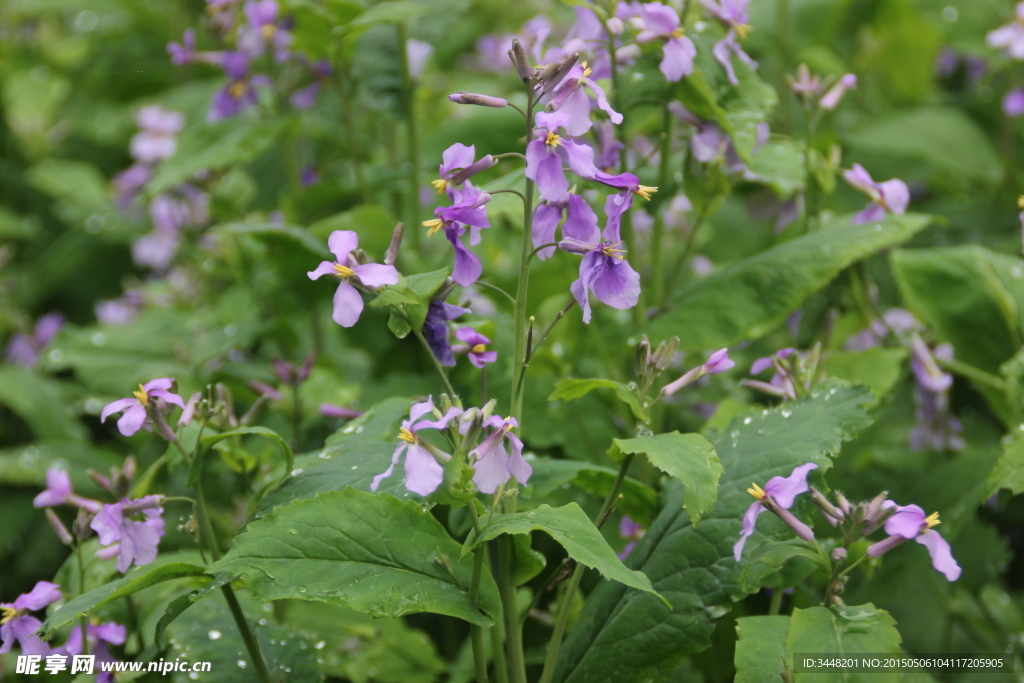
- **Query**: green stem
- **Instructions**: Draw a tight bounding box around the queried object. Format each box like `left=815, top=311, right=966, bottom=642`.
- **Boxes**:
left=510, top=91, right=537, bottom=424
left=334, top=49, right=370, bottom=203
left=935, top=355, right=1007, bottom=391
left=651, top=102, right=674, bottom=305
left=538, top=454, right=636, bottom=683
left=802, top=106, right=816, bottom=234
left=497, top=534, right=527, bottom=683
left=398, top=22, right=421, bottom=251
left=75, top=542, right=89, bottom=656
left=769, top=586, right=784, bottom=616
left=660, top=206, right=708, bottom=305
left=487, top=547, right=510, bottom=683
left=413, top=324, right=457, bottom=395
left=468, top=506, right=490, bottom=683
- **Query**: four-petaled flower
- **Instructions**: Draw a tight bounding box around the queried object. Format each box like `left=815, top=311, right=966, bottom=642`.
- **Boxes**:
left=453, top=327, right=498, bottom=368
left=636, top=3, right=697, bottom=82
left=101, top=378, right=185, bottom=437
left=867, top=502, right=961, bottom=581
left=561, top=238, right=641, bottom=323
left=545, top=63, right=622, bottom=135
left=371, top=397, right=461, bottom=496
left=843, top=163, right=910, bottom=225
left=33, top=468, right=102, bottom=512
left=91, top=495, right=166, bottom=574
left=308, top=230, right=400, bottom=327
left=734, top=462, right=817, bottom=561
left=422, top=186, right=492, bottom=286
left=62, top=622, right=127, bottom=683
left=469, top=416, right=532, bottom=494
left=0, top=581, right=62, bottom=656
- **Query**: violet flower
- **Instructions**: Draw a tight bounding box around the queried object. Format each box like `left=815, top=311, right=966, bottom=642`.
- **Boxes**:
left=867, top=502, right=961, bottom=581
left=238, top=0, right=292, bottom=60
left=33, top=468, right=102, bottom=512
left=423, top=301, right=470, bottom=367
left=594, top=120, right=625, bottom=172
left=545, top=63, right=622, bottom=136
left=525, top=111, right=602, bottom=203
left=711, top=30, right=759, bottom=86
left=470, top=416, right=532, bottom=494
left=130, top=106, right=184, bottom=164
left=62, top=622, right=126, bottom=683
left=91, top=495, right=166, bottom=573
left=432, top=144, right=496, bottom=197
left=4, top=313, right=63, bottom=368
left=787, top=64, right=821, bottom=98
left=843, top=163, right=910, bottom=224
left=168, top=28, right=197, bottom=65
left=422, top=185, right=492, bottom=286
left=909, top=341, right=963, bottom=452
left=371, top=397, right=461, bottom=496
left=101, top=378, right=185, bottom=437
left=617, top=516, right=645, bottom=560
left=734, top=462, right=817, bottom=561
left=561, top=238, right=641, bottom=323
left=406, top=39, right=433, bottom=80
left=112, top=163, right=153, bottom=209
left=209, top=52, right=270, bottom=120
left=453, top=327, right=498, bottom=368
left=533, top=194, right=601, bottom=260
left=1005, top=89, right=1024, bottom=117
left=987, top=4, right=1024, bottom=60
left=308, top=230, right=400, bottom=327
left=661, top=348, right=735, bottom=396
left=319, top=404, right=363, bottom=419
left=636, top=3, right=696, bottom=82
left=0, top=581, right=62, bottom=656
left=819, top=74, right=857, bottom=110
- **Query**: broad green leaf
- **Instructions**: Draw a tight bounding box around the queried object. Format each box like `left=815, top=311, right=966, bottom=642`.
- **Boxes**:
left=25, top=159, right=108, bottom=209
left=0, top=367, right=87, bottom=442
left=463, top=504, right=666, bottom=606
left=610, top=432, right=722, bottom=527
left=738, top=539, right=830, bottom=593
left=213, top=222, right=329, bottom=258
left=520, top=458, right=658, bottom=526
left=255, top=397, right=412, bottom=515
left=748, top=136, right=806, bottom=197
left=824, top=347, right=908, bottom=407
left=41, top=563, right=208, bottom=637
left=511, top=533, right=546, bottom=586
left=212, top=489, right=501, bottom=626
left=647, top=213, right=932, bottom=350
left=349, top=0, right=428, bottom=27
left=154, top=572, right=236, bottom=648
left=553, top=383, right=873, bottom=683
left=549, top=378, right=647, bottom=421
left=986, top=429, right=1024, bottom=498
left=845, top=107, right=1001, bottom=186
left=196, top=426, right=293, bottom=487
left=786, top=604, right=902, bottom=682
left=734, top=616, right=790, bottom=683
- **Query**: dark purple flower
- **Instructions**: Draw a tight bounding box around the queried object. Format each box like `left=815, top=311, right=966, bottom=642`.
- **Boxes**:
left=432, top=144, right=496, bottom=197
left=867, top=502, right=961, bottom=580
left=636, top=3, right=697, bottom=82
left=843, top=163, right=910, bottom=224
left=91, top=496, right=165, bottom=573
left=453, top=327, right=498, bottom=368
left=545, top=63, right=622, bottom=136
left=308, top=230, right=400, bottom=327
left=423, top=185, right=492, bottom=286
left=734, top=463, right=817, bottom=561
left=423, top=301, right=470, bottom=367
left=987, top=4, right=1024, bottom=60
left=371, top=397, right=461, bottom=496
left=101, top=378, right=185, bottom=437
left=0, top=581, right=62, bottom=656
left=562, top=239, right=641, bottom=323
left=62, top=621, right=126, bottom=683
left=209, top=52, right=270, bottom=120
left=4, top=313, right=63, bottom=368
left=470, top=415, right=532, bottom=494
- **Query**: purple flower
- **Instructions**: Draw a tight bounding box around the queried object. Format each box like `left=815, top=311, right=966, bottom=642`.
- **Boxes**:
left=909, top=342, right=963, bottom=452
left=661, top=348, right=735, bottom=396
left=371, top=397, right=461, bottom=496
left=470, top=416, right=532, bottom=494
left=209, top=52, right=270, bottom=120
left=987, top=4, right=1024, bottom=60
left=432, top=144, right=496, bottom=197
left=742, top=348, right=798, bottom=400
left=112, top=163, right=153, bottom=209
left=533, top=194, right=601, bottom=260
left=91, top=496, right=166, bottom=573
left=1005, top=89, right=1024, bottom=117
left=319, top=404, right=363, bottom=419
left=545, top=63, right=622, bottom=136
left=867, top=502, right=961, bottom=581
left=308, top=230, right=400, bottom=327
left=453, top=327, right=498, bottom=368
left=62, top=622, right=126, bottom=683
left=594, top=120, right=625, bottom=172
left=525, top=111, right=602, bottom=203
left=711, top=30, right=758, bottom=86
left=734, top=462, right=817, bottom=561
left=475, top=34, right=516, bottom=71
left=406, top=39, right=434, bottom=80
left=4, top=313, right=63, bottom=368
left=636, top=3, right=697, bottom=82
left=423, top=301, right=471, bottom=367
left=101, top=378, right=185, bottom=437
left=562, top=239, right=641, bottom=323
left=33, top=468, right=102, bottom=512
left=843, top=164, right=910, bottom=224
left=819, top=74, right=857, bottom=110
left=423, top=185, right=492, bottom=286
left=238, top=0, right=292, bottom=60
left=130, top=105, right=184, bottom=164
left=787, top=64, right=822, bottom=97
left=0, top=581, right=62, bottom=656
left=617, top=516, right=645, bottom=560
left=168, top=28, right=197, bottom=64
left=909, top=338, right=953, bottom=394
left=701, top=0, right=751, bottom=33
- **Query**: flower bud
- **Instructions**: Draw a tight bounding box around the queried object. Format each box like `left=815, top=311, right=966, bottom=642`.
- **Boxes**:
left=835, top=491, right=852, bottom=515
left=635, top=336, right=652, bottom=376
left=46, top=509, right=74, bottom=545
left=449, top=92, right=508, bottom=108
left=480, top=398, right=498, bottom=421
left=660, top=367, right=702, bottom=396
left=88, top=469, right=113, bottom=493
left=606, top=17, right=624, bottom=34
left=432, top=277, right=458, bottom=302
left=449, top=156, right=497, bottom=186
left=819, top=74, right=857, bottom=111
left=831, top=547, right=848, bottom=562
left=652, top=337, right=679, bottom=371
left=809, top=488, right=845, bottom=525
left=771, top=505, right=816, bottom=542
left=537, top=52, right=579, bottom=92
left=384, top=223, right=404, bottom=266
left=508, top=40, right=533, bottom=82
left=557, top=237, right=596, bottom=255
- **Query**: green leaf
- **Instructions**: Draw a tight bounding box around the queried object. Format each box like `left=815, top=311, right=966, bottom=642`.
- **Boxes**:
left=824, top=347, right=908, bottom=407
left=610, top=432, right=722, bottom=527
left=520, top=458, right=658, bottom=527
left=748, top=136, right=806, bottom=197
left=511, top=533, right=546, bottom=586
left=986, top=429, right=1024, bottom=498
left=647, top=213, right=933, bottom=350
left=553, top=383, right=873, bottom=683
left=197, top=426, right=294, bottom=487
left=463, top=504, right=667, bottom=606
left=786, top=604, right=902, bottom=682
left=213, top=222, right=330, bottom=258
left=549, top=378, right=647, bottom=421
left=738, top=539, right=830, bottom=593
left=348, top=0, right=428, bottom=27
left=212, top=489, right=501, bottom=626
left=734, top=615, right=790, bottom=683
left=41, top=563, right=208, bottom=637
left=154, top=572, right=236, bottom=648
left=0, top=366, right=87, bottom=442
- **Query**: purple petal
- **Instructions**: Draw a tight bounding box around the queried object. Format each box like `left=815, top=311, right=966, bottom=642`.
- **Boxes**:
left=353, top=263, right=400, bottom=288
left=308, top=260, right=337, bottom=280
left=691, top=124, right=729, bottom=162
left=660, top=36, right=696, bottom=81
left=1004, top=89, right=1024, bottom=117
left=852, top=203, right=886, bottom=225
left=532, top=203, right=563, bottom=260
left=842, top=163, right=876, bottom=194
left=472, top=439, right=510, bottom=494
left=878, top=179, right=909, bottom=215
left=94, top=622, right=127, bottom=646
left=916, top=529, right=961, bottom=581
left=733, top=501, right=766, bottom=560
left=331, top=280, right=363, bottom=328
left=559, top=139, right=600, bottom=181
left=750, top=356, right=774, bottom=374
left=446, top=225, right=483, bottom=286
left=533, top=148, right=570, bottom=203
left=328, top=230, right=359, bottom=262
left=117, top=404, right=149, bottom=436
left=441, top=143, right=476, bottom=177
left=558, top=87, right=594, bottom=137
left=639, top=2, right=679, bottom=34
left=712, top=34, right=740, bottom=85
left=289, top=83, right=321, bottom=110
left=403, top=444, right=444, bottom=496
left=603, top=191, right=633, bottom=243
left=763, top=462, right=817, bottom=509
left=143, top=377, right=174, bottom=392
left=14, top=581, right=62, bottom=612
left=883, top=504, right=927, bottom=539
left=565, top=195, right=601, bottom=243
left=149, top=389, right=185, bottom=409
left=371, top=445, right=404, bottom=491
left=116, top=519, right=162, bottom=572
left=455, top=327, right=489, bottom=346
left=91, top=503, right=125, bottom=546
left=34, top=468, right=72, bottom=508
left=409, top=398, right=436, bottom=424
left=505, top=432, right=531, bottom=484
left=591, top=255, right=641, bottom=311
left=703, top=348, right=734, bottom=374
left=570, top=252, right=602, bottom=323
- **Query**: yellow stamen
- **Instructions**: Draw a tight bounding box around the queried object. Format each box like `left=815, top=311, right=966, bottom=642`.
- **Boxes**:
left=924, top=511, right=940, bottom=529
left=470, top=344, right=487, bottom=354
left=1017, top=195, right=1024, bottom=210
left=228, top=81, right=247, bottom=99
left=633, top=185, right=658, bottom=201
left=670, top=28, right=685, bottom=39
left=132, top=384, right=149, bottom=405
left=581, top=61, right=592, bottom=79
left=747, top=482, right=767, bottom=502
left=734, top=23, right=752, bottom=39
left=545, top=131, right=561, bottom=147
left=333, top=263, right=354, bottom=278
left=1, top=606, right=18, bottom=625
left=422, top=218, right=444, bottom=236
left=432, top=178, right=449, bottom=194
left=261, top=23, right=276, bottom=39
left=398, top=427, right=416, bottom=443
left=601, top=241, right=626, bottom=260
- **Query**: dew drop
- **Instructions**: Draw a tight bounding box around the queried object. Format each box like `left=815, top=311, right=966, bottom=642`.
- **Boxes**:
left=315, top=640, right=326, bottom=650
left=780, top=408, right=792, bottom=418
left=318, top=451, right=331, bottom=460
left=237, top=659, right=248, bottom=669
left=208, top=630, right=222, bottom=640
left=351, top=465, right=358, bottom=470
left=290, top=468, right=304, bottom=476
left=189, top=673, right=199, bottom=680
left=742, top=417, right=753, bottom=425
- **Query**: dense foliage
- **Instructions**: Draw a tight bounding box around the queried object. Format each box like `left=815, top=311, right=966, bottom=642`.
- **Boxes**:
left=2, top=0, right=1024, bottom=681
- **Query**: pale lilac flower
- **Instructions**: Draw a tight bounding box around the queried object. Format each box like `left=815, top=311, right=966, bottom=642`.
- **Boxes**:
left=423, top=301, right=470, bottom=367
left=545, top=63, right=622, bottom=136
left=617, top=516, right=645, bottom=560
left=526, top=111, right=603, bottom=203
left=168, top=29, right=197, bottom=64
left=308, top=230, right=400, bottom=327
left=239, top=0, right=291, bottom=60
left=130, top=106, right=184, bottom=164
left=319, top=404, right=363, bottom=419
left=987, top=3, right=1024, bottom=60
left=561, top=239, right=641, bottom=323
left=371, top=397, right=461, bottom=496
left=909, top=338, right=953, bottom=394
left=1005, top=89, right=1024, bottom=117
left=406, top=39, right=434, bottom=80
left=432, top=144, right=496, bottom=197
left=711, top=30, right=758, bottom=86
left=470, top=416, right=532, bottom=494
left=0, top=581, right=62, bottom=656
left=533, top=194, right=601, bottom=260
left=787, top=64, right=821, bottom=97
left=819, top=74, right=857, bottom=110
left=734, top=462, right=817, bottom=561
left=453, top=327, right=498, bottom=368
left=101, top=378, right=185, bottom=437
left=91, top=496, right=166, bottom=573
left=910, top=343, right=963, bottom=451
left=867, top=502, right=961, bottom=580
left=112, top=163, right=153, bottom=209
left=95, top=290, right=143, bottom=326
left=594, top=120, right=625, bottom=171
left=742, top=348, right=798, bottom=400
left=475, top=34, right=516, bottom=72
left=635, top=3, right=696, bottom=82
left=4, top=313, right=63, bottom=368
left=423, top=185, right=492, bottom=286
left=843, top=163, right=910, bottom=224
left=62, top=622, right=126, bottom=683
left=33, top=468, right=102, bottom=512
left=661, top=348, right=734, bottom=395
left=178, top=392, right=202, bottom=426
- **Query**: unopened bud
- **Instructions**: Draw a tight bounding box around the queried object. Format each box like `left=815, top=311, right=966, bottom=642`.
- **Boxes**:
left=46, top=509, right=74, bottom=545
left=661, top=367, right=702, bottom=397
left=72, top=508, right=92, bottom=540
left=432, top=277, right=457, bottom=302
left=819, top=74, right=857, bottom=111
left=537, top=52, right=579, bottom=92
left=122, top=455, right=137, bottom=482
left=88, top=469, right=113, bottom=492
left=449, top=155, right=497, bottom=186
left=449, top=92, right=508, bottom=108
left=439, top=393, right=454, bottom=415
left=835, top=491, right=852, bottom=515
left=480, top=398, right=498, bottom=421
left=809, top=488, right=844, bottom=525
left=772, top=505, right=816, bottom=542
left=351, top=248, right=369, bottom=266
left=831, top=547, right=848, bottom=562
left=606, top=17, right=624, bottom=35
left=865, top=490, right=889, bottom=520
left=508, top=40, right=533, bottom=82
left=635, top=337, right=652, bottom=376
left=652, top=337, right=679, bottom=371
